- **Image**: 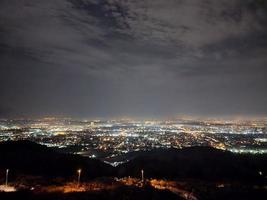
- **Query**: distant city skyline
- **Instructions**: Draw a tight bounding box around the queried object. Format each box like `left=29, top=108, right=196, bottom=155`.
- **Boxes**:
left=1, top=117, right=266, bottom=159
left=0, top=0, right=267, bottom=118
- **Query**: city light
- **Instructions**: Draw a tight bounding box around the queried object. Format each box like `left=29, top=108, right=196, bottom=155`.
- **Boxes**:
left=0, top=117, right=266, bottom=166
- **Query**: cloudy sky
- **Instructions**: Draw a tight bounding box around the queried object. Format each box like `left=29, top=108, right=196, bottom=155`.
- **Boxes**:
left=0, top=0, right=267, bottom=118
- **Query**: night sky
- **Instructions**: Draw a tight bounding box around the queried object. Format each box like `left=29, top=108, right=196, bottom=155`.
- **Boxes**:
left=0, top=0, right=267, bottom=118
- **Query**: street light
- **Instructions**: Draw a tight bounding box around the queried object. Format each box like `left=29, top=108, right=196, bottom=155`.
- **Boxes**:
left=141, top=169, right=144, bottom=183
left=77, top=169, right=82, bottom=187
left=5, top=169, right=9, bottom=187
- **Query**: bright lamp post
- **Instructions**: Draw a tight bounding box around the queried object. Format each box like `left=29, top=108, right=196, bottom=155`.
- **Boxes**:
left=5, top=169, right=9, bottom=186
left=141, top=169, right=144, bottom=183
left=77, top=169, right=82, bottom=187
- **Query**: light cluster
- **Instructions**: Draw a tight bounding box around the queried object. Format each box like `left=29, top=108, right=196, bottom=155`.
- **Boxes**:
left=0, top=117, right=266, bottom=165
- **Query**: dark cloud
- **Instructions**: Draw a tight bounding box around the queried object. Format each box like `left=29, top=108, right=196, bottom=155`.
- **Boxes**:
left=0, top=0, right=266, bottom=118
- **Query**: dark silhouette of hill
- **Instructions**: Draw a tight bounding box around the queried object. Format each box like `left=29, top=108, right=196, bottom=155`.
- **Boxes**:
left=0, top=141, right=266, bottom=200
left=0, top=141, right=266, bottom=183
left=0, top=140, right=114, bottom=180
left=117, top=146, right=267, bottom=181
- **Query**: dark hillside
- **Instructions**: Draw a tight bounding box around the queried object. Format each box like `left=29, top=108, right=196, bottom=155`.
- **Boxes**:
left=0, top=140, right=114, bottom=180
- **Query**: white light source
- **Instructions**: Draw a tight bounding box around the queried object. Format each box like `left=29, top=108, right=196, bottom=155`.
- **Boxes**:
left=5, top=169, right=9, bottom=186
left=77, top=169, right=82, bottom=187
left=141, top=169, right=144, bottom=183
